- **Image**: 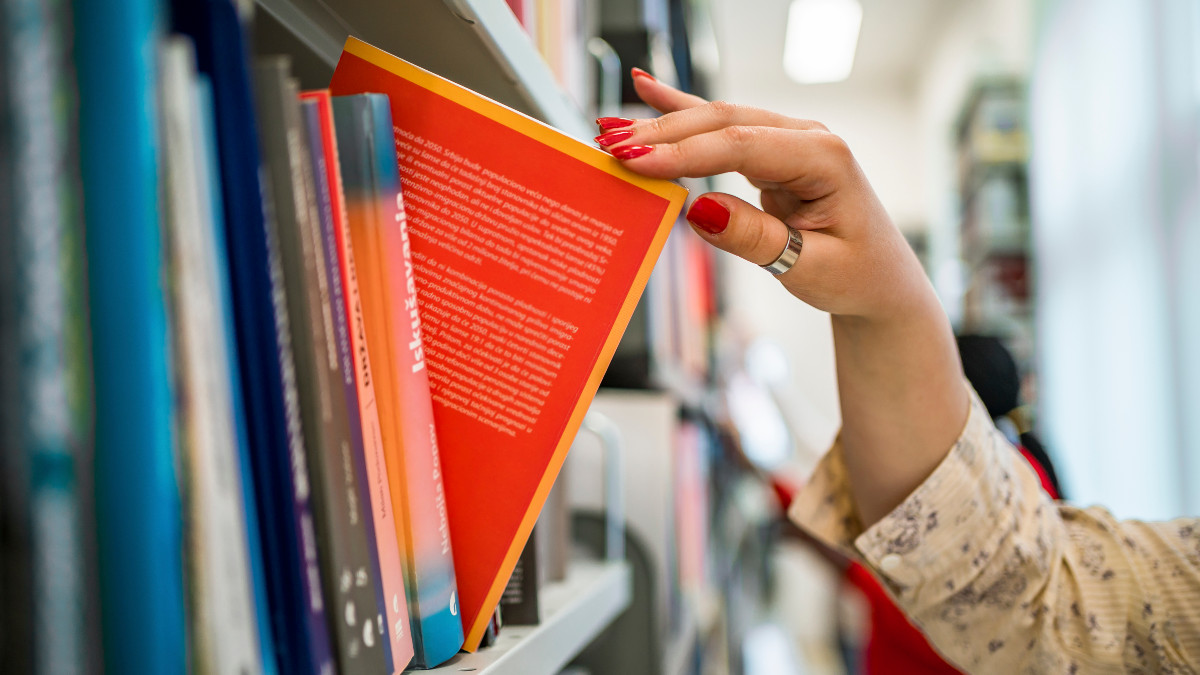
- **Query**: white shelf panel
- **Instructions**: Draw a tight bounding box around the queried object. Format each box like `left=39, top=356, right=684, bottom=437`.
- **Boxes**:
left=255, top=0, right=592, bottom=140
left=418, top=559, right=631, bottom=675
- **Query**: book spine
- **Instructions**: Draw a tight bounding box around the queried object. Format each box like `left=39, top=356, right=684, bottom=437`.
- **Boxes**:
left=303, top=93, right=417, bottom=673
left=6, top=0, right=95, bottom=671
left=324, top=93, right=416, bottom=673
left=73, top=0, right=186, bottom=671
left=251, top=60, right=336, bottom=675
left=301, top=95, right=400, bottom=674
left=333, top=94, right=464, bottom=669
left=195, top=75, right=279, bottom=675
left=257, top=61, right=385, bottom=675
left=367, top=93, right=464, bottom=669
left=158, top=37, right=263, bottom=675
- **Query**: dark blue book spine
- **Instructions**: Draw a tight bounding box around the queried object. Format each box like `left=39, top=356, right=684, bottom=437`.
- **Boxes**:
left=168, top=1, right=332, bottom=672
left=196, top=76, right=280, bottom=675
left=301, top=99, right=394, bottom=673
left=73, top=0, right=186, bottom=671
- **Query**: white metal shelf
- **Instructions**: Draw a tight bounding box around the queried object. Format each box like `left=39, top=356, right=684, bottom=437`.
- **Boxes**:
left=417, top=558, right=632, bottom=675
left=255, top=0, right=593, bottom=141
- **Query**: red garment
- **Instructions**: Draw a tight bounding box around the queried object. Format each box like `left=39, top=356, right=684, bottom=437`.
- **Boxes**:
left=844, top=443, right=1060, bottom=674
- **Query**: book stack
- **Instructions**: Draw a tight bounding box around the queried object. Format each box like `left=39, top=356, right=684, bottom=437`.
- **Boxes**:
left=0, top=2, right=685, bottom=671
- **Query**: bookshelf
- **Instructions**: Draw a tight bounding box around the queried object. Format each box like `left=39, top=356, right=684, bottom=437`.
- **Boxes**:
left=953, top=78, right=1035, bottom=372
left=427, top=559, right=632, bottom=674
left=253, top=2, right=638, bottom=673
left=254, top=0, right=593, bottom=140
left=251, top=3, right=761, bottom=674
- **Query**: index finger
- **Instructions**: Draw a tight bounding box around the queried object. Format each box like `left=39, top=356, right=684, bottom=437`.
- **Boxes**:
left=617, top=125, right=853, bottom=200
left=630, top=68, right=707, bottom=113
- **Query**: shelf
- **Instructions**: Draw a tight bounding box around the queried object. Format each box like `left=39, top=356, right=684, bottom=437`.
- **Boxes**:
left=664, top=604, right=698, bottom=675
left=255, top=0, right=592, bottom=141
left=419, top=559, right=632, bottom=675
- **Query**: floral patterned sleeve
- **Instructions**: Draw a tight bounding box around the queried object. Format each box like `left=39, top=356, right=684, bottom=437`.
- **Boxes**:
left=788, top=385, right=1200, bottom=674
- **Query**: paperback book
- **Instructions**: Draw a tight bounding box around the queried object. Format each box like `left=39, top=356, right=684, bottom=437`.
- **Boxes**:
left=330, top=36, right=686, bottom=650
left=301, top=88, right=416, bottom=673
left=332, top=92, right=464, bottom=669
left=256, top=57, right=385, bottom=675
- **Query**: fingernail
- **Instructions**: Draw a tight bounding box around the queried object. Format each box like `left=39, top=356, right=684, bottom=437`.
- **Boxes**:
left=611, top=144, right=654, bottom=160
left=631, top=67, right=656, bottom=82
left=686, top=197, right=729, bottom=234
left=596, top=117, right=634, bottom=130
left=595, top=129, right=635, bottom=147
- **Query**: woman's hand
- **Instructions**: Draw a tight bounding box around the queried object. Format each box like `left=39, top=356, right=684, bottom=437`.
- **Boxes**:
left=598, top=70, right=931, bottom=324
left=604, top=71, right=969, bottom=526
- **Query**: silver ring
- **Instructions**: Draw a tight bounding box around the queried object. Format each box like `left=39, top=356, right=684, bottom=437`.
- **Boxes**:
left=761, top=227, right=803, bottom=276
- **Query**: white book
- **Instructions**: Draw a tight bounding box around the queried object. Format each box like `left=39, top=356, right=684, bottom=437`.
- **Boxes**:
left=158, top=37, right=264, bottom=675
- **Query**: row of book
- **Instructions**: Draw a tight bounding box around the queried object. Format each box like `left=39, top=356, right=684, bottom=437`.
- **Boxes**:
left=3, top=1, right=689, bottom=673
left=2, top=1, right=467, bottom=673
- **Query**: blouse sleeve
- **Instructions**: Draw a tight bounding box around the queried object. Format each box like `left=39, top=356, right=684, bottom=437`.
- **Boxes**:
left=787, top=385, right=1200, bottom=674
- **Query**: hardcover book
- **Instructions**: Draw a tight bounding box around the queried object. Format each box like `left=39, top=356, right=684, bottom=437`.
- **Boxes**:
left=332, top=92, right=465, bottom=669
left=301, top=88, right=416, bottom=673
left=331, top=36, right=686, bottom=650
left=75, top=0, right=187, bottom=670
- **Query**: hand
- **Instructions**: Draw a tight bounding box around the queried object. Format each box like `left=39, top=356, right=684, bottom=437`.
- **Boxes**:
left=603, top=71, right=968, bottom=526
left=598, top=70, right=934, bottom=324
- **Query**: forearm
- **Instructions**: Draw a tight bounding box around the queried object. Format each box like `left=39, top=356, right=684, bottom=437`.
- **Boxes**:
left=831, top=282, right=968, bottom=527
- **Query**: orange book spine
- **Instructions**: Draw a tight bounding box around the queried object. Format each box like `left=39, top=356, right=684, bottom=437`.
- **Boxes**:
left=303, top=90, right=415, bottom=671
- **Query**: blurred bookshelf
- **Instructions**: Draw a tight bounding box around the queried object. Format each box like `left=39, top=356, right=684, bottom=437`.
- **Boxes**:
left=954, top=77, right=1036, bottom=376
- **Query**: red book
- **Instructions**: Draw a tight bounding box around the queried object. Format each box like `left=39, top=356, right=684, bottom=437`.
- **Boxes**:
left=330, top=36, right=686, bottom=650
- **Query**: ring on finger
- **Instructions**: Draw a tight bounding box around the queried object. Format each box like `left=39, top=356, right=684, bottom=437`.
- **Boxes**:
left=761, top=227, right=803, bottom=276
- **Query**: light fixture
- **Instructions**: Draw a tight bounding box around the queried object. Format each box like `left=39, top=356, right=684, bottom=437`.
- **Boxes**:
left=783, top=0, right=863, bottom=84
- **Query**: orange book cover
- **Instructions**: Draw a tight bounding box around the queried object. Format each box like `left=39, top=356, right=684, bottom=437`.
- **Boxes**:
left=330, top=36, right=686, bottom=650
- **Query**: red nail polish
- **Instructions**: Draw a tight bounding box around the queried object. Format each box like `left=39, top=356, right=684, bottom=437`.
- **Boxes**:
left=631, top=67, right=656, bottom=81
left=595, top=129, right=635, bottom=147
left=686, top=196, right=729, bottom=234
left=611, top=144, right=654, bottom=160
left=596, top=117, right=634, bottom=130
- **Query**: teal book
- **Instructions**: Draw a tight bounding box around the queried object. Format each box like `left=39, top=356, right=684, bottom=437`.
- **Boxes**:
left=74, top=0, right=187, bottom=671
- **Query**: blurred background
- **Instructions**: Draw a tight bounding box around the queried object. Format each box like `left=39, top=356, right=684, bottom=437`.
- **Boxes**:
left=693, top=0, right=1200, bottom=525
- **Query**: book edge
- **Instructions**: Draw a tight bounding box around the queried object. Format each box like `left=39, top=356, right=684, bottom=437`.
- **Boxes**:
left=460, top=186, right=686, bottom=651
left=339, top=36, right=687, bottom=205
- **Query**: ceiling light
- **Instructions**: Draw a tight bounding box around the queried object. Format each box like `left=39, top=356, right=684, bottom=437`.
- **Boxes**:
left=783, top=0, right=863, bottom=84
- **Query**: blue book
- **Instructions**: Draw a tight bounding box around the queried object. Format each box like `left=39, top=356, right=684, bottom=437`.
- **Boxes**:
left=168, top=1, right=333, bottom=672
left=73, top=0, right=186, bottom=672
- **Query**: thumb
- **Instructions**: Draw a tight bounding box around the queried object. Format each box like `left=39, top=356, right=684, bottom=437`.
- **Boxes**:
left=683, top=193, right=834, bottom=285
